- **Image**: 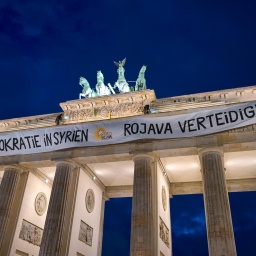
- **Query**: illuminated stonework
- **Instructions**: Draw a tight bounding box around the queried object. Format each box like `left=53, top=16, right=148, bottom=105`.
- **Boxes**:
left=35, top=192, right=47, bottom=216
left=60, top=90, right=156, bottom=124
left=78, top=220, right=93, bottom=246
left=162, top=186, right=167, bottom=211
left=19, top=219, right=43, bottom=246
left=159, top=217, right=170, bottom=248
left=1, top=86, right=256, bottom=255
left=85, top=189, right=95, bottom=213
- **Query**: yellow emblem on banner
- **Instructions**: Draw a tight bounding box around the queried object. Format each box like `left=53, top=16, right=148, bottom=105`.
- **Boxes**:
left=93, top=127, right=112, bottom=141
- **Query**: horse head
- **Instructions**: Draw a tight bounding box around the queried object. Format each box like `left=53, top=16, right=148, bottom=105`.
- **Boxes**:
left=140, top=65, right=147, bottom=74
left=97, top=70, right=104, bottom=84
left=79, top=77, right=90, bottom=89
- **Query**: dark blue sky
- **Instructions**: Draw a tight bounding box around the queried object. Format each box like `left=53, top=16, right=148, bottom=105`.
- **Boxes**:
left=1, top=0, right=256, bottom=255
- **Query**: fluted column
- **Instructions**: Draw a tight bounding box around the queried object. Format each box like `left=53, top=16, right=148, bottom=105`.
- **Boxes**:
left=97, top=195, right=108, bottom=256
left=0, top=165, right=22, bottom=248
left=39, top=161, right=76, bottom=256
left=130, top=153, right=157, bottom=256
left=199, top=148, right=237, bottom=256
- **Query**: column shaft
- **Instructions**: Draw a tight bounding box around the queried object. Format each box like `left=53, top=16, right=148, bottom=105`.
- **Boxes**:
left=97, top=195, right=108, bottom=256
left=39, top=162, right=74, bottom=256
left=200, top=150, right=236, bottom=256
left=0, top=167, right=20, bottom=248
left=130, top=154, right=156, bottom=256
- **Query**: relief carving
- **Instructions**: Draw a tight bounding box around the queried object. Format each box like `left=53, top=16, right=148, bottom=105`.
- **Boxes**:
left=112, top=104, right=123, bottom=116
left=85, top=189, right=95, bottom=213
left=78, top=220, right=93, bottom=246
left=69, top=109, right=94, bottom=121
left=79, top=109, right=94, bottom=119
left=35, top=192, right=47, bottom=216
left=69, top=110, right=78, bottom=121
left=162, top=186, right=167, bottom=211
left=68, top=102, right=143, bottom=122
left=159, top=217, right=170, bottom=248
left=19, top=219, right=43, bottom=246
left=99, top=106, right=109, bottom=118
left=160, top=252, right=165, bottom=256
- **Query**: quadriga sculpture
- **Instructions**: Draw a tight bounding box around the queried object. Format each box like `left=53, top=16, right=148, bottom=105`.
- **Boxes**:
left=96, top=71, right=115, bottom=96
left=113, top=58, right=130, bottom=93
left=135, top=65, right=147, bottom=91
left=79, top=77, right=97, bottom=99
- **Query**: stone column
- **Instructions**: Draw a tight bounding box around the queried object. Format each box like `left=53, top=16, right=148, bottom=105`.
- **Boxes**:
left=39, top=161, right=76, bottom=256
left=130, top=153, right=157, bottom=256
left=199, top=148, right=237, bottom=256
left=0, top=165, right=22, bottom=249
left=97, top=194, right=108, bottom=256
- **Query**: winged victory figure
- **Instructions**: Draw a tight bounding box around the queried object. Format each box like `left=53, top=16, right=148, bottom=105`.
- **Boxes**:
left=114, top=58, right=126, bottom=67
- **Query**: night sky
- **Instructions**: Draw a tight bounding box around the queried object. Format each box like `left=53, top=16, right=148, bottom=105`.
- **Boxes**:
left=1, top=0, right=256, bottom=255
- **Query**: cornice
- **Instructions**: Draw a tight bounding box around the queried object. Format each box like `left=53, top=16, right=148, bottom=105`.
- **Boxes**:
left=1, top=85, right=256, bottom=133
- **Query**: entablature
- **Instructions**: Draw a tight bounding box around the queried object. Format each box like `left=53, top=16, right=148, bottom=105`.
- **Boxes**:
left=1, top=85, right=256, bottom=133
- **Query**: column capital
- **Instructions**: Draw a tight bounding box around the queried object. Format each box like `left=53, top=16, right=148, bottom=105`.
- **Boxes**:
left=198, top=147, right=223, bottom=158
left=131, top=152, right=157, bottom=162
left=169, top=186, right=173, bottom=199
left=3, top=164, right=24, bottom=174
left=102, top=193, right=109, bottom=202
left=53, top=159, right=78, bottom=169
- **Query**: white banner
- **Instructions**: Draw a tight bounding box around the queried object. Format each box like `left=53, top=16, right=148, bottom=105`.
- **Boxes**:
left=0, top=101, right=256, bottom=156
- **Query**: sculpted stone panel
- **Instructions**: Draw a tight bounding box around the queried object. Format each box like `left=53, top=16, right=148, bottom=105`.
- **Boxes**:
left=78, top=220, right=93, bottom=246
left=34, top=192, right=47, bottom=216
left=162, top=186, right=167, bottom=211
left=111, top=103, right=143, bottom=117
left=68, top=103, right=143, bottom=122
left=160, top=252, right=165, bottom=256
left=19, top=219, right=43, bottom=246
left=159, top=217, right=170, bottom=248
left=85, top=189, right=95, bottom=213
left=69, top=109, right=94, bottom=121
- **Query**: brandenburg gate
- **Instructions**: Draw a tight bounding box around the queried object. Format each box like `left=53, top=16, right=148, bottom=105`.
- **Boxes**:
left=0, top=61, right=256, bottom=256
